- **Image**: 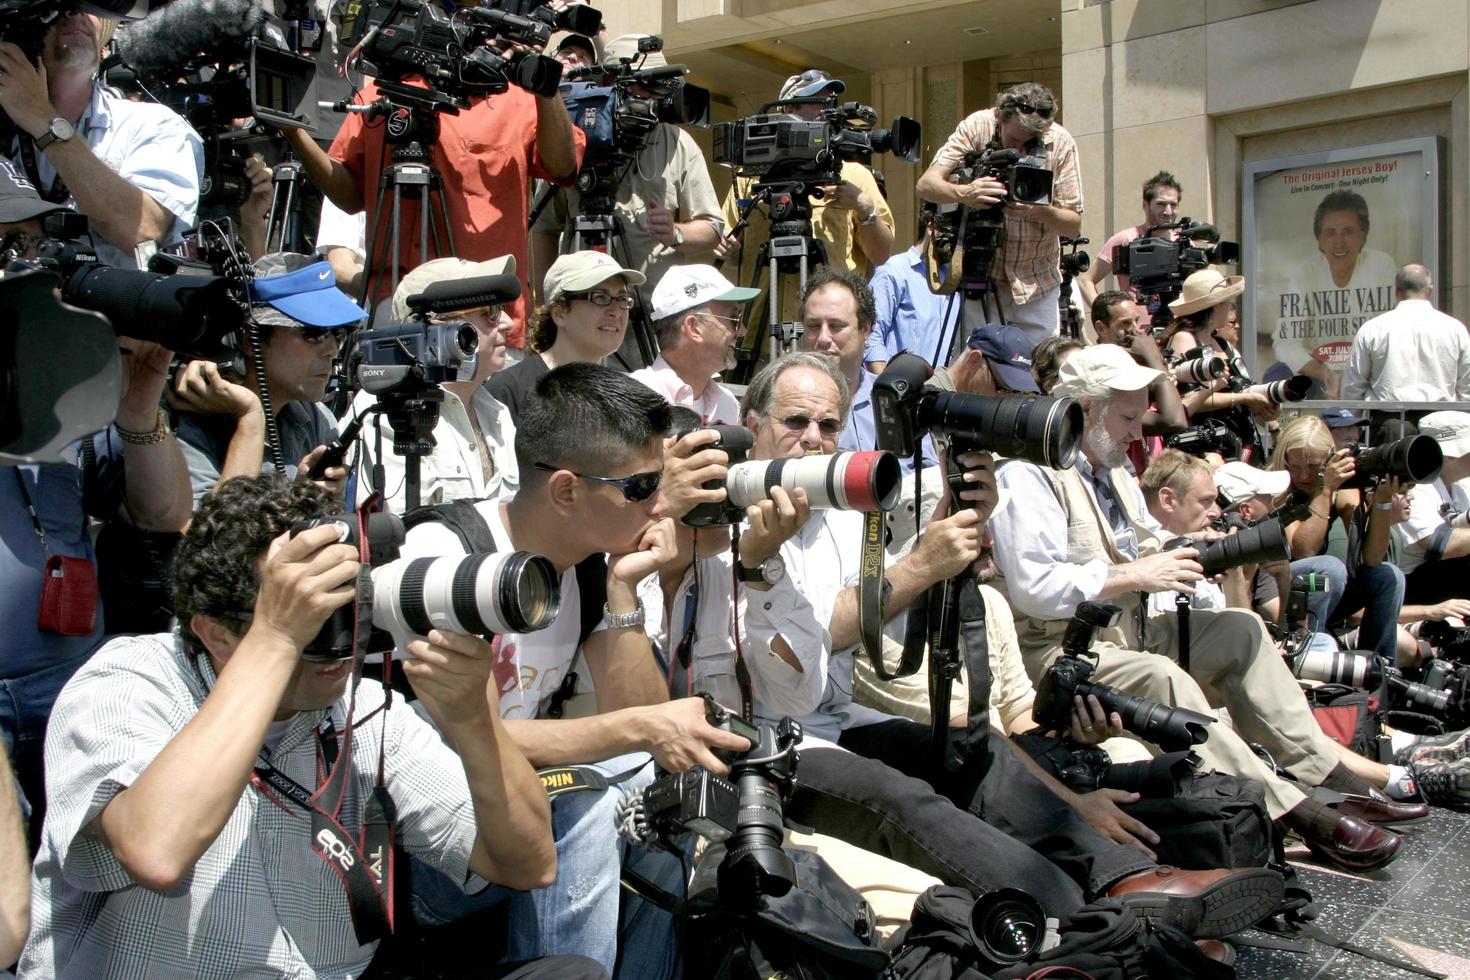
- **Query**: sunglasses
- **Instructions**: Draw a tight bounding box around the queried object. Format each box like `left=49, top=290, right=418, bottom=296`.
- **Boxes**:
left=533, top=462, right=663, bottom=502
left=771, top=412, right=842, bottom=438
left=1014, top=101, right=1054, bottom=119
left=568, top=289, right=636, bottom=310
left=287, top=325, right=349, bottom=346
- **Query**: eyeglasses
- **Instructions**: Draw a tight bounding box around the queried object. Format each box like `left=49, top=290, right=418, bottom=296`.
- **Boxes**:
left=699, top=311, right=743, bottom=329
left=286, top=325, right=349, bottom=346
left=770, top=412, right=842, bottom=438
left=568, top=289, right=636, bottom=310
left=532, top=462, right=663, bottom=502
left=1014, top=101, right=1054, bottom=119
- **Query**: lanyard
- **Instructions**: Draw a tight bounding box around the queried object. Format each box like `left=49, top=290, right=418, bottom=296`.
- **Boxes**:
left=17, top=133, right=70, bottom=204
left=12, top=469, right=49, bottom=556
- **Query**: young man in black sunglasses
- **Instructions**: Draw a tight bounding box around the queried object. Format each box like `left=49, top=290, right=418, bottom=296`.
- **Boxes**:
left=393, top=362, right=750, bottom=977
left=916, top=81, right=1083, bottom=346
left=171, top=254, right=366, bottom=508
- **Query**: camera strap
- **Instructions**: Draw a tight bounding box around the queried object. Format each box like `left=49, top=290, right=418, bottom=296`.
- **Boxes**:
left=17, top=135, right=69, bottom=205
left=729, top=528, right=755, bottom=722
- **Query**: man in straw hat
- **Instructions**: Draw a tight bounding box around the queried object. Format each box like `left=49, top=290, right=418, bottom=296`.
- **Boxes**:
left=989, top=343, right=1415, bottom=869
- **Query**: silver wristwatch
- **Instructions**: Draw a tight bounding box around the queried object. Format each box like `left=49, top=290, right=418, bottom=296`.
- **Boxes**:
left=859, top=205, right=880, bottom=227
left=737, top=554, right=787, bottom=586
left=603, top=601, right=646, bottom=629
left=34, top=117, right=74, bottom=152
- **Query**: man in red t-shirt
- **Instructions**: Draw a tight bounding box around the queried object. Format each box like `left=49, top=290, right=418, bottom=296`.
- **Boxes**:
left=287, top=73, right=584, bottom=352
left=1080, top=171, right=1181, bottom=331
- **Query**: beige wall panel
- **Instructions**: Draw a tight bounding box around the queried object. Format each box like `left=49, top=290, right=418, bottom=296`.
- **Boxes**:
left=1062, top=45, right=1108, bottom=138
left=1075, top=115, right=1214, bottom=255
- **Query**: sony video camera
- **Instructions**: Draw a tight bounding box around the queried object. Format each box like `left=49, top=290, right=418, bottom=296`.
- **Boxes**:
left=343, top=0, right=601, bottom=105
left=1113, top=218, right=1239, bottom=324
left=712, top=100, right=919, bottom=187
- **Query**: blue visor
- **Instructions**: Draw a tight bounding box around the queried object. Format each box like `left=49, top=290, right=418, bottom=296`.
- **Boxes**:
left=249, top=261, right=366, bottom=328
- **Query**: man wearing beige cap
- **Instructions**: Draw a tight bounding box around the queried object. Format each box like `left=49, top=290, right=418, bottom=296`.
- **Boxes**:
left=345, top=256, right=520, bottom=513
left=1394, top=411, right=1470, bottom=604
left=989, top=343, right=1405, bottom=869
left=487, top=251, right=644, bottom=423
left=532, top=34, right=723, bottom=368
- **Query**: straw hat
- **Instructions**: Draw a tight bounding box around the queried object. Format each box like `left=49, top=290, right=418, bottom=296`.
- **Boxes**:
left=1169, top=269, right=1245, bottom=317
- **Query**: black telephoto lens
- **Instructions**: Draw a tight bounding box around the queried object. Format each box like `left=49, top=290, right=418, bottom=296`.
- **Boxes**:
left=969, top=889, right=1045, bottom=967
left=1181, top=517, right=1291, bottom=577
left=926, top=390, right=1083, bottom=469
left=1075, top=680, right=1214, bottom=751
left=1350, top=435, right=1444, bottom=488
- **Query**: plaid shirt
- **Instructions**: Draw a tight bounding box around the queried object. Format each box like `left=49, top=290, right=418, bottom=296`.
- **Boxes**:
left=930, top=109, right=1084, bottom=306
left=22, top=633, right=484, bottom=979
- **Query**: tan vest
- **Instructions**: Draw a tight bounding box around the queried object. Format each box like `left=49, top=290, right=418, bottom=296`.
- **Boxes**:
left=992, top=461, right=1164, bottom=673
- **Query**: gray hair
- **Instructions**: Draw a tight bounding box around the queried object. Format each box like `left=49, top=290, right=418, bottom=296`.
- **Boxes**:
left=653, top=306, right=702, bottom=350
left=995, top=82, right=1056, bottom=136
left=1395, top=263, right=1432, bottom=297
left=740, top=351, right=851, bottom=427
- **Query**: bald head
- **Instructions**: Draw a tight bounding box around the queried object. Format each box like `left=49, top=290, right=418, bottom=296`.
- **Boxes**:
left=1395, top=263, right=1432, bottom=299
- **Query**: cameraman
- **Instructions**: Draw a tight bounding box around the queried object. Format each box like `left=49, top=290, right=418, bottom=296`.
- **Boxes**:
left=988, top=344, right=1404, bottom=868
left=0, top=11, right=203, bottom=268
left=1091, top=290, right=1187, bottom=468
left=915, top=82, right=1082, bottom=343
left=531, top=36, right=723, bottom=308
left=20, top=476, right=599, bottom=979
left=284, top=18, right=585, bottom=354
left=1079, top=171, right=1181, bottom=329
left=171, top=257, right=364, bottom=504
left=395, top=364, right=749, bottom=977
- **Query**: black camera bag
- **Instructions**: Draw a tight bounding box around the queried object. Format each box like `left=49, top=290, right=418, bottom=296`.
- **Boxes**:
left=1122, top=771, right=1272, bottom=871
left=888, top=888, right=1233, bottom=980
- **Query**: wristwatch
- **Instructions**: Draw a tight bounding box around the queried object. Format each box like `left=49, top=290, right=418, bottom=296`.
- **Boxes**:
left=33, top=117, right=74, bottom=152
left=859, top=205, right=879, bottom=226
left=737, top=554, right=786, bottom=586
left=671, top=225, right=685, bottom=247
left=603, top=601, right=645, bottom=630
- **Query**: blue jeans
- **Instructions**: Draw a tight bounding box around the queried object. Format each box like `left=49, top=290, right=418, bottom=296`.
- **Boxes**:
left=409, top=752, right=681, bottom=979
left=1290, top=555, right=1405, bottom=658
left=1, top=656, right=94, bottom=841
left=1289, top=555, right=1346, bottom=636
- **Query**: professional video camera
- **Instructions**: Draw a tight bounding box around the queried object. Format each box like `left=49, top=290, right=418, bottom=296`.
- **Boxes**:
left=1033, top=601, right=1214, bottom=752
left=1165, top=420, right=1240, bottom=459
left=713, top=101, right=919, bottom=187
left=872, top=352, right=1082, bottom=480
left=679, top=424, right=902, bottom=528
left=1343, top=435, right=1444, bottom=489
left=1112, top=218, right=1238, bottom=324
left=0, top=0, right=147, bottom=68
left=342, top=0, right=601, bottom=105
left=290, top=510, right=560, bottom=661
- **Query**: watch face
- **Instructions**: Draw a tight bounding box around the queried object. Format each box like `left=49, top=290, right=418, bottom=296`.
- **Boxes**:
left=762, top=555, right=786, bottom=584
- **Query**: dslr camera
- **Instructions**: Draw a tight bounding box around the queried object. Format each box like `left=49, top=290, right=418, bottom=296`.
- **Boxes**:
left=1164, top=420, right=1240, bottom=459
left=1342, top=435, right=1444, bottom=489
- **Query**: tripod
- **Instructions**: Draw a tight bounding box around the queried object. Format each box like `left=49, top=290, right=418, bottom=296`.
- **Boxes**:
left=263, top=157, right=309, bottom=256
left=357, top=89, right=458, bottom=329
left=924, top=207, right=1006, bottom=366
left=724, top=181, right=828, bottom=383
left=374, top=386, right=445, bottom=512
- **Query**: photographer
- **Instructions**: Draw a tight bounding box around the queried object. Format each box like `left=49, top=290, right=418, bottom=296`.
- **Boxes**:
left=1391, top=411, right=1470, bottom=605
left=915, top=82, right=1082, bottom=342
left=346, top=256, right=520, bottom=512
left=0, top=11, right=203, bottom=268
left=988, top=344, right=1405, bottom=868
left=171, top=256, right=364, bottom=504
left=20, top=476, right=600, bottom=979
left=714, top=69, right=894, bottom=318
left=396, top=364, right=749, bottom=977
left=723, top=353, right=1281, bottom=938
left=1266, top=415, right=1407, bottom=657
left=531, top=36, right=723, bottom=307
left=1079, top=171, right=1181, bottom=330
left=1091, top=290, right=1187, bottom=468
left=284, top=15, right=585, bottom=353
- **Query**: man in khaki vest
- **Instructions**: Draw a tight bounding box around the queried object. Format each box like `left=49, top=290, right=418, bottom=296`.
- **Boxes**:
left=988, top=344, right=1403, bottom=871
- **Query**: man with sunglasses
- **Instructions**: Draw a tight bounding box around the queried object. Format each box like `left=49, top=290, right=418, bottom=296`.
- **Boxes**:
left=916, top=82, right=1083, bottom=344
left=172, top=256, right=365, bottom=506
left=395, top=363, right=747, bottom=977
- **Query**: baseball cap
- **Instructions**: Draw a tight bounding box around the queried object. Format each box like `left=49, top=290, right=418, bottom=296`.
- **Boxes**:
left=1053, top=343, right=1162, bottom=398
left=1321, top=408, right=1364, bottom=430
left=602, top=34, right=666, bottom=68
left=0, top=159, right=70, bottom=224
left=778, top=69, right=845, bottom=102
left=553, top=31, right=598, bottom=62
left=543, top=251, right=645, bottom=306
left=392, top=255, right=516, bottom=322
left=249, top=258, right=365, bottom=327
left=1418, top=411, right=1470, bottom=458
left=650, top=265, right=760, bottom=321
left=1214, top=461, right=1291, bottom=507
left=966, top=323, right=1040, bottom=393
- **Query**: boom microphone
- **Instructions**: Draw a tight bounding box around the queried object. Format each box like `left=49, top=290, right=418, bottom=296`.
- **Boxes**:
left=115, top=0, right=264, bottom=78
left=406, top=275, right=523, bottom=316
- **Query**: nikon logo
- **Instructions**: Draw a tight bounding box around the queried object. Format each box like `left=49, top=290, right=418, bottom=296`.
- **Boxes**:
left=541, top=770, right=576, bottom=789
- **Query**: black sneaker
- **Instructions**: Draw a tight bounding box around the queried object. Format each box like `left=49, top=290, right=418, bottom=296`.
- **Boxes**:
left=1397, top=728, right=1470, bottom=766
left=1415, top=757, right=1470, bottom=808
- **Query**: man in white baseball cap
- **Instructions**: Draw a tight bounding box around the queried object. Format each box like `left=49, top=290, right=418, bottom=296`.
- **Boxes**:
left=1395, top=411, right=1470, bottom=604
left=988, top=344, right=1406, bottom=868
left=632, top=265, right=759, bottom=424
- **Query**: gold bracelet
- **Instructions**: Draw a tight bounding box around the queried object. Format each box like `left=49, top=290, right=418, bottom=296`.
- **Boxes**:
left=115, top=407, right=171, bottom=446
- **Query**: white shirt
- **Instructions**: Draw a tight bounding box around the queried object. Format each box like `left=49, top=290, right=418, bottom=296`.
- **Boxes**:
left=397, top=497, right=606, bottom=720
left=1269, top=248, right=1397, bottom=373
left=989, top=456, right=1163, bottom=622
left=14, top=85, right=203, bottom=269
left=346, top=385, right=518, bottom=513
left=316, top=195, right=367, bottom=259
left=1342, top=299, right=1470, bottom=402
left=630, top=355, right=742, bottom=424
left=1392, top=475, right=1470, bottom=574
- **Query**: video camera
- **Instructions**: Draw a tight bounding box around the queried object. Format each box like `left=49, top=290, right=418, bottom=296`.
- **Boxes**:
left=712, top=100, right=919, bottom=187
left=1033, top=601, right=1214, bottom=752
left=0, top=0, right=147, bottom=65
left=1112, top=218, right=1239, bottom=324
left=289, top=510, right=560, bottom=662
left=924, top=147, right=1054, bottom=299
left=343, top=0, right=602, bottom=105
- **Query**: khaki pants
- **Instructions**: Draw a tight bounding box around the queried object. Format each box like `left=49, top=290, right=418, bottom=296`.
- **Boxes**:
left=1024, top=607, right=1338, bottom=819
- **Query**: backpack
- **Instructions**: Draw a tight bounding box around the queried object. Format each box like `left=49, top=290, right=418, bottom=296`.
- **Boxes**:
left=888, top=887, right=1233, bottom=980
left=401, top=499, right=607, bottom=716
left=1303, top=683, right=1390, bottom=760
left=1121, top=772, right=1273, bottom=871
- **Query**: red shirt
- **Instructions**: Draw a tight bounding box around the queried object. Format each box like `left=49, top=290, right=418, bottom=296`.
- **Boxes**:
left=329, top=81, right=585, bottom=348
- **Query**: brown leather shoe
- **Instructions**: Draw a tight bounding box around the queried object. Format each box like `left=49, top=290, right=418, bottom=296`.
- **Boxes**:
left=1105, top=866, right=1284, bottom=938
left=1329, top=792, right=1431, bottom=825
left=1300, top=812, right=1402, bottom=870
left=1195, top=939, right=1237, bottom=966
